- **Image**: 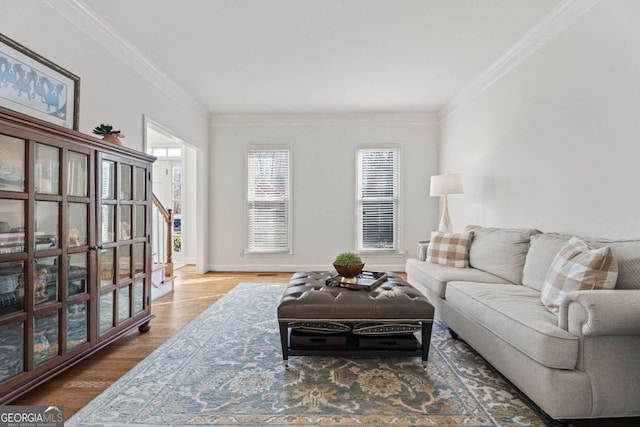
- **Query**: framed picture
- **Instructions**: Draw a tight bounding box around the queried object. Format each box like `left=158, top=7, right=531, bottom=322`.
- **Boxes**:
left=0, top=34, right=79, bottom=130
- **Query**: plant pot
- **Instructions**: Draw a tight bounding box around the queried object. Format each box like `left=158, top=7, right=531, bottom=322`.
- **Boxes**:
left=333, top=263, right=365, bottom=278
left=102, top=134, right=122, bottom=145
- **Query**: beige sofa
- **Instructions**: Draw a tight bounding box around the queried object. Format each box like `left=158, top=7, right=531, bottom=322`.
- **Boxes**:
left=405, top=226, right=640, bottom=423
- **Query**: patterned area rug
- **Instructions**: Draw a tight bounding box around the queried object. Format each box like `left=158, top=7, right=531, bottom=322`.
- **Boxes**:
left=68, top=283, right=544, bottom=426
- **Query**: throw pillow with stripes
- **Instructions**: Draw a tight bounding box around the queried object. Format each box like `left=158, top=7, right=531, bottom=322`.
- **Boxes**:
left=541, top=237, right=618, bottom=315
left=426, top=231, right=473, bottom=268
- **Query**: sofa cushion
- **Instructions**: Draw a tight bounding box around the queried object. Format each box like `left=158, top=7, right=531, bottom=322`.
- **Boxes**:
left=541, top=237, right=618, bottom=315
left=589, top=240, right=640, bottom=290
left=426, top=231, right=473, bottom=268
left=446, top=281, right=579, bottom=369
left=523, top=234, right=572, bottom=291
left=524, top=234, right=640, bottom=291
left=466, top=226, right=541, bottom=284
left=405, top=258, right=510, bottom=298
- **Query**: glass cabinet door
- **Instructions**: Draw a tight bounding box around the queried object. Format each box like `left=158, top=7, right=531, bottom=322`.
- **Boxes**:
left=0, top=135, right=25, bottom=192
left=65, top=149, right=91, bottom=356
left=0, top=320, right=24, bottom=382
left=35, top=144, right=59, bottom=195
left=0, top=200, right=25, bottom=254
left=67, top=151, right=88, bottom=197
left=98, top=156, right=150, bottom=337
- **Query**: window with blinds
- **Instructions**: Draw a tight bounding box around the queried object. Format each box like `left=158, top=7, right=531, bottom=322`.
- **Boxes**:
left=357, top=148, right=399, bottom=251
left=247, top=148, right=290, bottom=253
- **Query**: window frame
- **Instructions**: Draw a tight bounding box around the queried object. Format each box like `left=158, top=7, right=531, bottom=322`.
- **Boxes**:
left=356, top=146, right=401, bottom=253
left=244, top=145, right=292, bottom=255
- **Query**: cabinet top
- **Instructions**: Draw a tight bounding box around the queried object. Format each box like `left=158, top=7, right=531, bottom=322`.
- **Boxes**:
left=0, top=107, right=156, bottom=163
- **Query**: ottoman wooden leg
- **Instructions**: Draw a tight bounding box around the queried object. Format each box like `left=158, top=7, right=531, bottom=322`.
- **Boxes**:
left=421, top=321, right=433, bottom=367
left=279, top=321, right=289, bottom=368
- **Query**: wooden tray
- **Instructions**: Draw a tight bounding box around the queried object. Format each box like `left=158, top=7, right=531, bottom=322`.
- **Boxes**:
left=325, top=270, right=388, bottom=291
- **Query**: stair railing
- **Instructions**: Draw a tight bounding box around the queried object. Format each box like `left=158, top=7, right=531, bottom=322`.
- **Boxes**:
left=152, top=193, right=173, bottom=277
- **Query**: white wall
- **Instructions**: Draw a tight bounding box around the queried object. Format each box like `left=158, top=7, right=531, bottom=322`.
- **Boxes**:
left=0, top=2, right=209, bottom=152
left=440, top=0, right=640, bottom=239
left=210, top=114, right=439, bottom=271
left=2, top=2, right=210, bottom=272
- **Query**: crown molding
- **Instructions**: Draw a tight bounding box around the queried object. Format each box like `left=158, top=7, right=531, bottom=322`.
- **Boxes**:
left=438, top=0, right=601, bottom=121
left=44, top=0, right=209, bottom=122
left=211, top=113, right=439, bottom=127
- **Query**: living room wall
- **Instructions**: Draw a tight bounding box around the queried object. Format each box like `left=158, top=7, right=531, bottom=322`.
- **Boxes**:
left=2, top=2, right=210, bottom=271
left=209, top=114, right=439, bottom=271
left=0, top=2, right=209, bottom=151
left=439, top=0, right=640, bottom=239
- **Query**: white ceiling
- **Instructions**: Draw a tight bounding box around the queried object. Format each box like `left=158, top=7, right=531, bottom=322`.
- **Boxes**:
left=80, top=0, right=560, bottom=114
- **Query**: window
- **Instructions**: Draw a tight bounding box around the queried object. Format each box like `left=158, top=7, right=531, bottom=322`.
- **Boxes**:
left=247, top=148, right=290, bottom=253
left=357, top=148, right=399, bottom=251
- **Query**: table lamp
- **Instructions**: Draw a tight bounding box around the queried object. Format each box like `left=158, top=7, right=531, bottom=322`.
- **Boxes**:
left=430, top=174, right=463, bottom=233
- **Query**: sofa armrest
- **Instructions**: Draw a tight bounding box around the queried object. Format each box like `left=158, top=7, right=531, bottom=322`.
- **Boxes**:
left=417, top=240, right=430, bottom=261
left=558, top=290, right=640, bottom=336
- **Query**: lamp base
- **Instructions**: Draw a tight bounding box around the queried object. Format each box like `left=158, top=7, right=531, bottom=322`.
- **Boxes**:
left=438, top=194, right=453, bottom=233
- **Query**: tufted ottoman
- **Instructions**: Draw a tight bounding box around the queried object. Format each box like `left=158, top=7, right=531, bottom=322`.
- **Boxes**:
left=277, top=271, right=434, bottom=367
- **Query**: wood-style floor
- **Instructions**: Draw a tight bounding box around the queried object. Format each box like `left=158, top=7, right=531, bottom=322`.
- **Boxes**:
left=11, top=268, right=633, bottom=426
left=12, top=267, right=294, bottom=420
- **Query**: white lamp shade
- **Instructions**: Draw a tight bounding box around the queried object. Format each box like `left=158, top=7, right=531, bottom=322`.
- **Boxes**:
left=430, top=174, right=463, bottom=196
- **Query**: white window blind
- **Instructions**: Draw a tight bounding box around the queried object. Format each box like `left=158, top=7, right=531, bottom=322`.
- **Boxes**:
left=357, top=148, right=399, bottom=251
left=247, top=148, right=290, bottom=253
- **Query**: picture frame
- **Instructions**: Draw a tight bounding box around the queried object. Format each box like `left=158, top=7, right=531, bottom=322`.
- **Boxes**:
left=0, top=33, right=79, bottom=130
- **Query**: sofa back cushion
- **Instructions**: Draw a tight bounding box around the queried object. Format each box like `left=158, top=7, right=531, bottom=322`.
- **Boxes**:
left=524, top=234, right=640, bottom=291
left=540, top=237, right=618, bottom=315
left=523, top=234, right=572, bottom=291
left=589, top=240, right=640, bottom=290
left=466, top=226, right=541, bottom=284
left=426, top=231, right=473, bottom=268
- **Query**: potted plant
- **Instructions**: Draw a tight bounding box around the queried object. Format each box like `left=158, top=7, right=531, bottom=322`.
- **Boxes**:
left=333, top=252, right=365, bottom=279
left=92, top=123, right=124, bottom=145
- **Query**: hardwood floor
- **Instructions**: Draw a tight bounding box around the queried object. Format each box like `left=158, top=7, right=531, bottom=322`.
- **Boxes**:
left=11, top=268, right=633, bottom=426
left=12, top=267, right=294, bottom=420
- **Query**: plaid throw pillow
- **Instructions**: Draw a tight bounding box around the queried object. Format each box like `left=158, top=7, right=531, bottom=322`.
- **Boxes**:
left=426, top=231, right=473, bottom=268
left=541, top=237, right=618, bottom=315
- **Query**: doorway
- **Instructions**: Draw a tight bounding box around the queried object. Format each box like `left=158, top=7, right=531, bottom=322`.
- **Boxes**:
left=144, top=118, right=198, bottom=271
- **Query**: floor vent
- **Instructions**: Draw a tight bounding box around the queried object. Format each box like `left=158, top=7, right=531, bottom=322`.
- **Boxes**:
left=257, top=273, right=278, bottom=277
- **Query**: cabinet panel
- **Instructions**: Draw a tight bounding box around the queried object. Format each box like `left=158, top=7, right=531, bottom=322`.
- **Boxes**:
left=118, top=284, right=130, bottom=323
left=34, top=256, right=59, bottom=306
left=0, top=200, right=25, bottom=254
left=35, top=144, right=60, bottom=195
left=99, top=292, right=114, bottom=334
left=99, top=248, right=115, bottom=289
left=68, top=253, right=87, bottom=296
left=67, top=151, right=88, bottom=197
left=67, top=301, right=88, bottom=350
left=0, top=320, right=24, bottom=382
left=34, top=310, right=59, bottom=366
left=35, top=201, right=59, bottom=251
left=68, top=203, right=87, bottom=247
left=0, top=260, right=23, bottom=315
left=0, top=134, right=25, bottom=192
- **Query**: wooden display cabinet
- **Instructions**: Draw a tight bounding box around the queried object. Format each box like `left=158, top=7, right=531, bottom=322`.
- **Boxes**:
left=0, top=107, right=155, bottom=404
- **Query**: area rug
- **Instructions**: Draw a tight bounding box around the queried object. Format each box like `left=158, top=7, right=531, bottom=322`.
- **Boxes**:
left=68, top=283, right=544, bottom=426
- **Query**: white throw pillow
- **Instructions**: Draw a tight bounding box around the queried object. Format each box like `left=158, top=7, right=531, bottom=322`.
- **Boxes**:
left=541, top=237, right=618, bottom=315
left=426, top=231, right=473, bottom=268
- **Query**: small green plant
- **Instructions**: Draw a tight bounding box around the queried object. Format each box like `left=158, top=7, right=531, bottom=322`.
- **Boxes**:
left=333, top=252, right=363, bottom=266
left=92, top=123, right=124, bottom=138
